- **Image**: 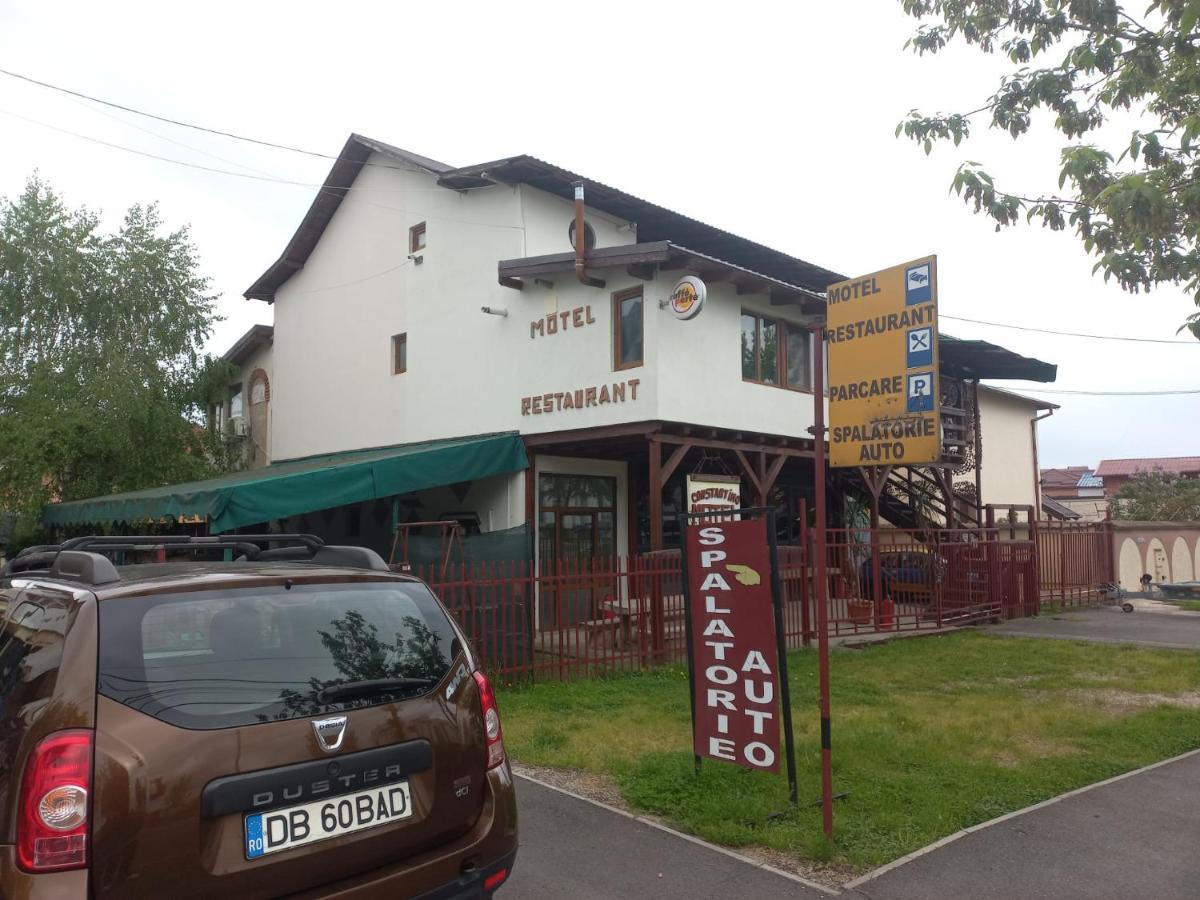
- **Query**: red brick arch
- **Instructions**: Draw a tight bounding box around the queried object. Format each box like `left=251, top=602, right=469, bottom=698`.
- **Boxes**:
left=248, top=367, right=270, bottom=403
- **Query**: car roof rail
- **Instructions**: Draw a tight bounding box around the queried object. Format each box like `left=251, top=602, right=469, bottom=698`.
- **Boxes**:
left=48, top=550, right=121, bottom=586
left=2, top=534, right=391, bottom=583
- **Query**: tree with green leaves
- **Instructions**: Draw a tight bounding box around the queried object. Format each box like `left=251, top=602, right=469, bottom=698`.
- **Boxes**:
left=1114, top=470, right=1200, bottom=520
left=897, top=1, right=1200, bottom=337
left=0, top=175, right=233, bottom=536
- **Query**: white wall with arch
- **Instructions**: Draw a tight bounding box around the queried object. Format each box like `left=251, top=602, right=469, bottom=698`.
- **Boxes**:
left=1171, top=537, right=1194, bottom=582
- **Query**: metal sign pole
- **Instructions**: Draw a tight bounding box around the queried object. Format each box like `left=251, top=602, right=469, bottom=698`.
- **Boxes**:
left=766, top=508, right=799, bottom=805
left=810, top=325, right=835, bottom=839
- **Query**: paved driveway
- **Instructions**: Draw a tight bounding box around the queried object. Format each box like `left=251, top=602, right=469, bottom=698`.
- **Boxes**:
left=851, top=751, right=1200, bottom=900
left=987, top=600, right=1200, bottom=650
left=505, top=775, right=829, bottom=899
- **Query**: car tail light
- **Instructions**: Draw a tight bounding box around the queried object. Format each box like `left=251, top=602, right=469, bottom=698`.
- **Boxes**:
left=17, top=729, right=93, bottom=873
left=472, top=670, right=505, bottom=770
left=484, top=867, right=509, bottom=890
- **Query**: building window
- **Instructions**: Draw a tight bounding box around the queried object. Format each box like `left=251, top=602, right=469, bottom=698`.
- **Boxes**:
left=741, top=312, right=811, bottom=391
left=392, top=333, right=407, bottom=375
left=229, top=384, right=244, bottom=419
left=409, top=221, right=426, bottom=253
left=613, top=287, right=643, bottom=370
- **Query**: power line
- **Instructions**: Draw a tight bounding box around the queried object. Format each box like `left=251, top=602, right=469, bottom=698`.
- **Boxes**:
left=0, top=107, right=527, bottom=231
left=0, top=65, right=420, bottom=172
left=0, top=107, right=322, bottom=186
left=1010, top=387, right=1200, bottom=396
left=942, top=313, right=1197, bottom=345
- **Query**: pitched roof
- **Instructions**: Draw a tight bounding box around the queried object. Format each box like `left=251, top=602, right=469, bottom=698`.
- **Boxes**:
left=244, top=135, right=453, bottom=302
left=978, top=384, right=1060, bottom=406
left=1094, top=457, right=1200, bottom=477
left=244, top=137, right=845, bottom=302
left=935, top=337, right=1057, bottom=383
left=439, top=155, right=846, bottom=295
left=1041, top=495, right=1082, bottom=520
left=1077, top=471, right=1103, bottom=488
left=222, top=324, right=274, bottom=366
left=1041, top=467, right=1090, bottom=489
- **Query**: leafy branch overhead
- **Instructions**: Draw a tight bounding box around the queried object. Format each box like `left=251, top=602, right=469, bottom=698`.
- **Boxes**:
left=1114, top=470, right=1200, bottom=521
left=897, top=0, right=1200, bottom=338
left=0, top=176, right=231, bottom=525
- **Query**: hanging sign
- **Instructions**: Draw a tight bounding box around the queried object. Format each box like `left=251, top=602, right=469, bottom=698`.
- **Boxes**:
left=684, top=517, right=782, bottom=772
left=825, top=255, right=940, bottom=468
left=670, top=276, right=706, bottom=320
left=686, top=473, right=742, bottom=516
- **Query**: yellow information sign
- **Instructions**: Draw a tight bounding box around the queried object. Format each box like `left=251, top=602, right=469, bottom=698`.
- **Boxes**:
left=825, top=255, right=940, bottom=468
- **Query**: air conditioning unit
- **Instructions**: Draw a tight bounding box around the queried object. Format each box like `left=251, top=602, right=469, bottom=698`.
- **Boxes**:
left=229, top=415, right=248, bottom=437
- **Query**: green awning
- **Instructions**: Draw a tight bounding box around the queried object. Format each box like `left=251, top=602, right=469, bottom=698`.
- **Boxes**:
left=41, top=432, right=528, bottom=533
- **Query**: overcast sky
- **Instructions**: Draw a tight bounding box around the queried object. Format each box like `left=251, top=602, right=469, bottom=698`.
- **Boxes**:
left=1, top=0, right=1196, bottom=468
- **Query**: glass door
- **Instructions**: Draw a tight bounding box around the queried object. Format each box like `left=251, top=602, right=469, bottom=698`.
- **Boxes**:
left=538, top=474, right=617, bottom=628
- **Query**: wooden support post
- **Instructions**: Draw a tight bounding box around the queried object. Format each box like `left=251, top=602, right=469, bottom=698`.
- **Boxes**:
left=648, top=437, right=665, bottom=659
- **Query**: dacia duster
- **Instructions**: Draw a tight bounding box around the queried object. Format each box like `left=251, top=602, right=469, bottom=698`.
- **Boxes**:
left=0, top=534, right=517, bottom=898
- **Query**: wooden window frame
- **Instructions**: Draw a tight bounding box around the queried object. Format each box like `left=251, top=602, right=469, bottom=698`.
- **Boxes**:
left=741, top=311, right=812, bottom=393
left=612, top=286, right=644, bottom=372
left=409, top=221, right=426, bottom=254
left=392, top=333, right=407, bottom=375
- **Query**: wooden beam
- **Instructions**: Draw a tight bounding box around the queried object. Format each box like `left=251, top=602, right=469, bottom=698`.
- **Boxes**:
left=656, top=432, right=814, bottom=458
left=696, top=269, right=731, bottom=283
left=733, top=450, right=764, bottom=498
left=523, top=421, right=661, bottom=448
left=649, top=439, right=663, bottom=551
left=736, top=281, right=765, bottom=296
left=763, top=453, right=788, bottom=497
left=770, top=288, right=803, bottom=306
left=659, top=441, right=694, bottom=488
left=626, top=262, right=655, bottom=281
left=499, top=275, right=524, bottom=291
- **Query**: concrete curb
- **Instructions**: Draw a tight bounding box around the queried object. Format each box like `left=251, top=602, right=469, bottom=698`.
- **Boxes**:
left=512, top=767, right=841, bottom=896
left=842, top=745, right=1200, bottom=890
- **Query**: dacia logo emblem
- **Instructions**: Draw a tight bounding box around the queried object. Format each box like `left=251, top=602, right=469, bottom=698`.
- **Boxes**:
left=312, top=715, right=348, bottom=752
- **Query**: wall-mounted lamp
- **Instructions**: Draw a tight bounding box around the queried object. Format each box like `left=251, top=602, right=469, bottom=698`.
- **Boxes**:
left=481, top=306, right=509, bottom=317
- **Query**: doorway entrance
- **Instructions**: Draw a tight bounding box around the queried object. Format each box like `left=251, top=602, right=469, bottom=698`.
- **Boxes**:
left=538, top=473, right=616, bottom=627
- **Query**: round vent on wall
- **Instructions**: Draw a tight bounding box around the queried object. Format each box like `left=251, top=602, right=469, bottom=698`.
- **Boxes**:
left=568, top=219, right=596, bottom=253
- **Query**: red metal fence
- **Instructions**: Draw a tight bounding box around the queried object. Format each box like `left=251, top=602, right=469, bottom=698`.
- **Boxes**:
left=413, top=520, right=1112, bottom=681
left=1036, top=520, right=1114, bottom=607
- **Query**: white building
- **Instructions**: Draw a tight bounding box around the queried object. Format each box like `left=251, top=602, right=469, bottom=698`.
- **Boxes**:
left=46, top=134, right=1059, bottom=572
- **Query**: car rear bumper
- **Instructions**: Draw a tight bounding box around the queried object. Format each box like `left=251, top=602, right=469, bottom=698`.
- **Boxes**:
left=0, top=847, right=89, bottom=899
left=414, top=848, right=517, bottom=899
left=292, top=761, right=518, bottom=899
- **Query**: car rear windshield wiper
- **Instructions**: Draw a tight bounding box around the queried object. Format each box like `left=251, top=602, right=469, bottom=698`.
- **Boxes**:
left=317, top=677, right=435, bottom=704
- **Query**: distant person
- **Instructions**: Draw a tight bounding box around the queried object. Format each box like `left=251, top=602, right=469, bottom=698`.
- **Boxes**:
left=1140, top=572, right=1153, bottom=594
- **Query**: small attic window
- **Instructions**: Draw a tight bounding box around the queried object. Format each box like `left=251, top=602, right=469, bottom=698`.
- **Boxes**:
left=568, top=219, right=596, bottom=253
left=410, top=221, right=427, bottom=254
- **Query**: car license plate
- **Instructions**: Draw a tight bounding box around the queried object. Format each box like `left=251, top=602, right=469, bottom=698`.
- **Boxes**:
left=244, top=782, right=413, bottom=859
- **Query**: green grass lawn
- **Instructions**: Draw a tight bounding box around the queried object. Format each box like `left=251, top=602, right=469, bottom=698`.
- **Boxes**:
left=1177, top=600, right=1200, bottom=612
left=499, top=632, right=1200, bottom=871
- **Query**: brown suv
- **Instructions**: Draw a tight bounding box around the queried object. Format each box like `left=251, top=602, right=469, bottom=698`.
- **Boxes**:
left=0, top=534, right=517, bottom=898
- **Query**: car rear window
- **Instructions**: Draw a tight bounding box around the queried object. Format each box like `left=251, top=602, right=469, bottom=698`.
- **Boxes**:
left=98, top=581, right=463, bottom=729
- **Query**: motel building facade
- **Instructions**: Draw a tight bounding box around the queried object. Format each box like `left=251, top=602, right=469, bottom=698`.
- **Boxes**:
left=44, top=135, right=1059, bottom=634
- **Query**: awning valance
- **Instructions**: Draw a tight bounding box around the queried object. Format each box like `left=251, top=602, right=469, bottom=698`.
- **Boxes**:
left=41, top=432, right=528, bottom=533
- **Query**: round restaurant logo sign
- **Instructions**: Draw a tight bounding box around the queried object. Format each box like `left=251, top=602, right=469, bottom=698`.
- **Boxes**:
left=670, top=276, right=706, bottom=320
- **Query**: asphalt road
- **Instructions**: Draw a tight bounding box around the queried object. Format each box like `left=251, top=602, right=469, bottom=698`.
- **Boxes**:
left=503, top=776, right=829, bottom=899
left=853, top=751, right=1200, bottom=900
left=988, top=600, right=1200, bottom=650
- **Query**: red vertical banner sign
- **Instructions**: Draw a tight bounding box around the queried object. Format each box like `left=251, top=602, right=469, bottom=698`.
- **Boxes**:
left=684, top=517, right=782, bottom=773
